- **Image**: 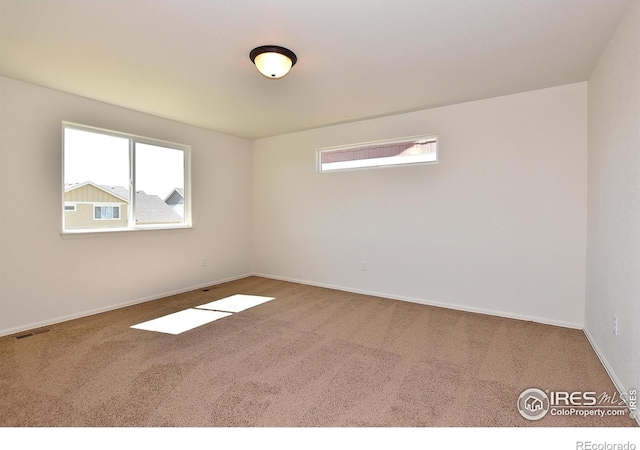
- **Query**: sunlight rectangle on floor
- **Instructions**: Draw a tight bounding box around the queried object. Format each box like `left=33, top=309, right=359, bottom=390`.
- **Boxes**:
left=196, top=294, right=275, bottom=313
left=130, top=309, right=232, bottom=335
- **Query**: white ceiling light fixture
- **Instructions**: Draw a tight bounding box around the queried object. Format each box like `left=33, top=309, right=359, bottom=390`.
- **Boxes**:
left=250, top=45, right=297, bottom=79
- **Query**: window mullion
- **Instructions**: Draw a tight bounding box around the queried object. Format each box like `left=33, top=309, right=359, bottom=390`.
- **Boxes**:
left=129, top=139, right=136, bottom=229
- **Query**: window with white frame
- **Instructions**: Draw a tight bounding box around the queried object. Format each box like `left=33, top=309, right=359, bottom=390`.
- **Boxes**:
left=62, top=123, right=190, bottom=233
left=94, top=205, right=120, bottom=220
left=318, top=135, right=437, bottom=172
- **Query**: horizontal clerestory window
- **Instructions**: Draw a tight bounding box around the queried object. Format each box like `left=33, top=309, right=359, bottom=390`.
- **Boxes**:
left=317, top=135, right=437, bottom=172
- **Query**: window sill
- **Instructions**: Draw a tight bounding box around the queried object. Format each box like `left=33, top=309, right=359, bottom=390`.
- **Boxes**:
left=60, top=225, right=193, bottom=239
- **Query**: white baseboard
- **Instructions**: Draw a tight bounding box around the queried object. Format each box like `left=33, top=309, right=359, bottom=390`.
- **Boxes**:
left=251, top=273, right=584, bottom=329
left=0, top=273, right=252, bottom=338
left=583, top=328, right=640, bottom=427
left=2, top=272, right=583, bottom=338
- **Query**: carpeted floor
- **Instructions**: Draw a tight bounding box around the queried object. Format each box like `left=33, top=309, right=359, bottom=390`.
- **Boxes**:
left=0, top=276, right=636, bottom=427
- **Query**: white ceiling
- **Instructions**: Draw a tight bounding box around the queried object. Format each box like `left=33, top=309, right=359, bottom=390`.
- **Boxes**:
left=0, top=0, right=633, bottom=140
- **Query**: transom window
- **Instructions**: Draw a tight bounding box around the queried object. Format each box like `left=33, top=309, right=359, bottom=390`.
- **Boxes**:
left=62, top=123, right=190, bottom=233
left=318, top=135, right=437, bottom=172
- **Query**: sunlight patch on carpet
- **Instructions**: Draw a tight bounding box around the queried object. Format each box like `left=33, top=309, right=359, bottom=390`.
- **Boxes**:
left=196, top=294, right=275, bottom=313
left=131, top=309, right=232, bottom=335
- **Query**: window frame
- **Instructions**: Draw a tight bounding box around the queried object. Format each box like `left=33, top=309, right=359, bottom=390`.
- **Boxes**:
left=317, top=134, right=438, bottom=173
left=61, top=122, right=191, bottom=235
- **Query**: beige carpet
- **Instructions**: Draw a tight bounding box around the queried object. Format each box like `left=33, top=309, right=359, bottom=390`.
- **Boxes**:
left=0, top=276, right=636, bottom=427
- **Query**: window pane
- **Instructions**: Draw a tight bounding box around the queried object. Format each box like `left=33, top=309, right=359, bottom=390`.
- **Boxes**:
left=135, top=143, right=185, bottom=225
left=64, top=127, right=129, bottom=231
left=64, top=128, right=129, bottom=188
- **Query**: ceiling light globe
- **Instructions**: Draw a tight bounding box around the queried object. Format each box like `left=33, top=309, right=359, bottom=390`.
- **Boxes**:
left=250, top=46, right=297, bottom=79
left=254, top=52, right=292, bottom=78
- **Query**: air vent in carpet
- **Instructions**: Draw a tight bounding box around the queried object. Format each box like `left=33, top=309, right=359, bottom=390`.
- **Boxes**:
left=202, top=286, right=219, bottom=291
left=15, top=328, right=51, bottom=339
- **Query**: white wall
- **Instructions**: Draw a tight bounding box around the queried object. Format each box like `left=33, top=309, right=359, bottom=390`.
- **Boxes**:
left=0, top=76, right=253, bottom=335
left=586, top=0, right=640, bottom=406
left=252, top=83, right=588, bottom=327
left=0, top=77, right=589, bottom=335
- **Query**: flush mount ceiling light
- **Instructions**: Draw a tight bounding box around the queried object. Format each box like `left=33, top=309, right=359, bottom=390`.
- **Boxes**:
left=250, top=45, right=297, bottom=79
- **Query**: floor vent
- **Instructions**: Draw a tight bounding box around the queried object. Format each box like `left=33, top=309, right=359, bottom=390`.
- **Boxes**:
left=32, top=328, right=51, bottom=336
left=202, top=289, right=210, bottom=292
left=15, top=328, right=51, bottom=339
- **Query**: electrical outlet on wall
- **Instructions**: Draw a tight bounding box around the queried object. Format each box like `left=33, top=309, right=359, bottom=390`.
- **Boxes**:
left=361, top=261, right=367, bottom=271
left=613, top=315, right=618, bottom=336
left=201, top=258, right=207, bottom=267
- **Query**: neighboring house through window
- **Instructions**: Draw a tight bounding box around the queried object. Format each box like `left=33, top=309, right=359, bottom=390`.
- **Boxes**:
left=164, top=188, right=185, bottom=217
left=64, top=182, right=129, bottom=230
left=64, top=182, right=184, bottom=230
